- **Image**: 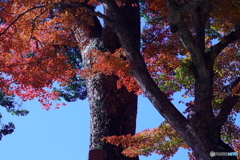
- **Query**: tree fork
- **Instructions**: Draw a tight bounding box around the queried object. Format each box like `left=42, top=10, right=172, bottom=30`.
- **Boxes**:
left=94, top=0, right=239, bottom=159
left=73, top=2, right=139, bottom=160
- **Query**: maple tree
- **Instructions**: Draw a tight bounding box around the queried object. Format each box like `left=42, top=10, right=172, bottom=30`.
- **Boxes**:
left=73, top=1, right=139, bottom=159
left=100, top=0, right=240, bottom=159
left=0, top=0, right=139, bottom=160
left=0, top=0, right=240, bottom=160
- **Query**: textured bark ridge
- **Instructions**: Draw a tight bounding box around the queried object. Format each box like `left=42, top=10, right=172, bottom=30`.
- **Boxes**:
left=98, top=0, right=239, bottom=160
left=74, top=2, right=139, bottom=160
left=87, top=73, right=138, bottom=160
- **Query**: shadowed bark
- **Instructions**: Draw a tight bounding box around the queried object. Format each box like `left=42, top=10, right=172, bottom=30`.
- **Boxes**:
left=73, top=1, right=139, bottom=160
left=95, top=0, right=239, bottom=159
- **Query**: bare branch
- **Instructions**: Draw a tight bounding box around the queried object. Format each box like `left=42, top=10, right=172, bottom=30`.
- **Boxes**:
left=0, top=5, right=48, bottom=37
left=207, top=28, right=240, bottom=61
left=216, top=77, right=240, bottom=128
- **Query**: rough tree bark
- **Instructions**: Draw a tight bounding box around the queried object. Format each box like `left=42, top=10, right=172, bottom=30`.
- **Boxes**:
left=95, top=0, right=240, bottom=160
left=73, top=1, right=139, bottom=160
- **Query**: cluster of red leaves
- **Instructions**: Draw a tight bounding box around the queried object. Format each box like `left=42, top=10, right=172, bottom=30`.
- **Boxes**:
left=0, top=0, right=81, bottom=109
left=80, top=48, right=142, bottom=94
left=100, top=121, right=189, bottom=160
left=182, top=101, right=194, bottom=114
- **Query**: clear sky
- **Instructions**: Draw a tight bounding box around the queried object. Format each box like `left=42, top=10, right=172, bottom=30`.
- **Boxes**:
left=0, top=91, right=239, bottom=160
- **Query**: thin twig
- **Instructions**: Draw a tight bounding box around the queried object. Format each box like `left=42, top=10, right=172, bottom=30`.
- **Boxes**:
left=0, top=5, right=48, bottom=37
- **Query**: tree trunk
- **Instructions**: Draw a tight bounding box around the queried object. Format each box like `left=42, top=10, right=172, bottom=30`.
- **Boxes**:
left=73, top=2, right=139, bottom=160
left=185, top=123, right=237, bottom=160
left=97, top=0, right=239, bottom=160
left=87, top=73, right=138, bottom=160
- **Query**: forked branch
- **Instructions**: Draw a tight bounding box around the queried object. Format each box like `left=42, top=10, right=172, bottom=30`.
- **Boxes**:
left=216, top=77, right=240, bottom=128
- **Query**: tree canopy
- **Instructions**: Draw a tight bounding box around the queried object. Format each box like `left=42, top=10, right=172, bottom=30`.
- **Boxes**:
left=0, top=0, right=240, bottom=159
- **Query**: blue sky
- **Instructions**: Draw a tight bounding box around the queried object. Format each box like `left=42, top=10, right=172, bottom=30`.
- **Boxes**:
left=0, top=91, right=239, bottom=160
left=0, top=92, right=187, bottom=160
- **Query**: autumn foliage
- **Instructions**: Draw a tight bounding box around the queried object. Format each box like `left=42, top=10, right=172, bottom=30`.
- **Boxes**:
left=102, top=0, right=240, bottom=159
left=80, top=48, right=141, bottom=93
left=0, top=0, right=84, bottom=109
left=0, top=0, right=240, bottom=159
left=101, top=121, right=189, bottom=160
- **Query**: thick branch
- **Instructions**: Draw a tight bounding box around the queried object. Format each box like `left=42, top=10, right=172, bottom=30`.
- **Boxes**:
left=216, top=77, right=240, bottom=128
left=167, top=1, right=207, bottom=72
left=166, top=0, right=205, bottom=33
left=99, top=0, right=193, bottom=146
left=200, top=0, right=211, bottom=23
left=191, top=7, right=205, bottom=51
left=207, top=28, right=240, bottom=60
left=181, top=0, right=206, bottom=15
left=168, top=0, right=215, bottom=125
